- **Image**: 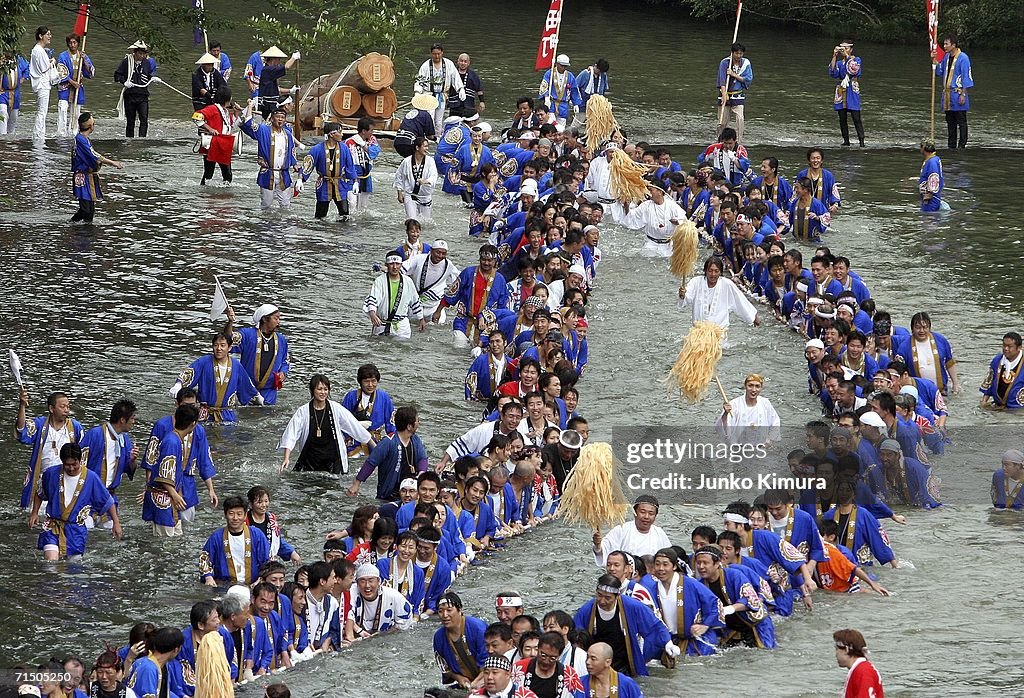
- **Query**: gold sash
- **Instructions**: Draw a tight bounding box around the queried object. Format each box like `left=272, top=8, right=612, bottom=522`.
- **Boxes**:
left=222, top=526, right=253, bottom=584
left=253, top=332, right=278, bottom=389
left=50, top=471, right=88, bottom=558
left=587, top=598, right=638, bottom=677
left=447, top=617, right=480, bottom=679
left=909, top=334, right=945, bottom=392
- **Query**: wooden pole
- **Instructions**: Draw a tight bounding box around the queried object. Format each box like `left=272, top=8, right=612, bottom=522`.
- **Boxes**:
left=929, top=69, right=936, bottom=143
left=714, top=375, right=729, bottom=403
left=718, top=0, right=743, bottom=135
left=294, top=61, right=302, bottom=141
left=69, top=14, right=89, bottom=132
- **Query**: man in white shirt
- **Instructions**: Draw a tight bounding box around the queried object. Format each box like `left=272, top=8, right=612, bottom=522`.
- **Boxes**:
left=364, top=254, right=425, bottom=339
left=678, top=257, right=760, bottom=339
left=434, top=399, right=523, bottom=472
left=304, top=561, right=339, bottom=651
left=621, top=182, right=686, bottom=256
left=346, top=563, right=414, bottom=641
left=592, top=495, right=672, bottom=567
left=29, top=25, right=55, bottom=141
left=403, top=241, right=460, bottom=323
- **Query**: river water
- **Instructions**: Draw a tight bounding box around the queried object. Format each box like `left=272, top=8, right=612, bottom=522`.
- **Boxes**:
left=2, top=0, right=1023, bottom=696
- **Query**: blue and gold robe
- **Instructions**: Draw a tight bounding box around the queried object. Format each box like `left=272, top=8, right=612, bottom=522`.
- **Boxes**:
left=240, top=118, right=297, bottom=190
left=230, top=327, right=290, bottom=404
left=176, top=626, right=238, bottom=695
left=640, top=573, right=724, bottom=655
left=935, top=50, right=973, bottom=111
left=829, top=55, right=862, bottom=111
left=992, top=469, right=1024, bottom=510
left=175, top=354, right=259, bottom=423
left=442, top=266, right=511, bottom=337
left=573, top=594, right=672, bottom=676
left=141, top=431, right=186, bottom=528
left=919, top=154, right=944, bottom=212
left=432, top=614, right=487, bottom=681
left=17, top=415, right=84, bottom=508
left=796, top=166, right=841, bottom=209
left=126, top=655, right=178, bottom=698
left=56, top=50, right=94, bottom=103
left=822, top=505, right=895, bottom=566
left=198, top=524, right=271, bottom=585
left=36, top=465, right=115, bottom=558
left=80, top=423, right=136, bottom=493
left=302, top=140, right=357, bottom=202
left=980, top=353, right=1024, bottom=409
left=701, top=565, right=776, bottom=648
left=72, top=133, right=103, bottom=201
left=144, top=415, right=215, bottom=512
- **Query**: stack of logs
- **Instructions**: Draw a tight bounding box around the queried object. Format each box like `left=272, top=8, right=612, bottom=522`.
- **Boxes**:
left=297, top=52, right=399, bottom=132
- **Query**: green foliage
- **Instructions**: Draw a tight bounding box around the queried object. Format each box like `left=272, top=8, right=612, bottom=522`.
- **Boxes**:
left=648, top=0, right=1024, bottom=46
left=1, top=0, right=40, bottom=66
left=250, top=0, right=444, bottom=61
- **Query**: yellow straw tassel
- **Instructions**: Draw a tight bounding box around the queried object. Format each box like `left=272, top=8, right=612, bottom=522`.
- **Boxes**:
left=608, top=149, right=650, bottom=204
left=669, top=220, right=699, bottom=279
left=560, top=442, right=630, bottom=531
left=195, top=630, right=234, bottom=698
left=666, top=321, right=725, bottom=402
left=584, top=95, right=618, bottom=148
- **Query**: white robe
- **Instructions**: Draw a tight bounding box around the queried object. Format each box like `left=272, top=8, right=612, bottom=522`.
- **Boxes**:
left=363, top=273, right=424, bottom=339
left=621, top=198, right=686, bottom=255
left=680, top=276, right=757, bottom=334
left=716, top=395, right=781, bottom=446
left=402, top=253, right=460, bottom=319
left=348, top=585, right=414, bottom=633
left=594, top=520, right=672, bottom=567
left=277, top=399, right=372, bottom=474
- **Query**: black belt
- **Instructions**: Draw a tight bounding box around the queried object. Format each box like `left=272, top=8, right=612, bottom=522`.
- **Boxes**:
left=598, top=197, right=615, bottom=204
left=646, top=235, right=671, bottom=244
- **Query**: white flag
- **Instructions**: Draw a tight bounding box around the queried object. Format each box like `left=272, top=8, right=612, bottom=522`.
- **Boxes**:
left=9, top=349, right=24, bottom=386
left=210, top=276, right=229, bottom=320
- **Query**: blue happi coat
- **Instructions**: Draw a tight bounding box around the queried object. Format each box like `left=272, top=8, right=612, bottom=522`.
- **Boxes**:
left=57, top=50, right=94, bottom=103
left=822, top=505, right=895, bottom=566
left=919, top=154, right=945, bottom=212
left=17, top=415, right=84, bottom=508
left=176, top=354, right=259, bottom=423
left=538, top=68, right=581, bottom=119
left=992, top=469, right=1024, bottom=510
left=377, top=555, right=426, bottom=612
left=442, top=266, right=511, bottom=337
left=573, top=594, right=672, bottom=676
left=72, top=133, right=103, bottom=201
left=796, top=167, right=841, bottom=209
left=198, top=525, right=271, bottom=585
left=302, top=140, right=358, bottom=202
left=36, top=465, right=115, bottom=558
left=230, top=327, right=290, bottom=404
left=1, top=57, right=30, bottom=109
left=80, top=422, right=136, bottom=492
left=433, top=614, right=488, bottom=680
left=240, top=118, right=297, bottom=190
left=640, top=573, right=724, bottom=655
left=830, top=55, right=862, bottom=111
left=935, top=50, right=973, bottom=111
left=702, top=565, right=776, bottom=648
left=144, top=415, right=215, bottom=511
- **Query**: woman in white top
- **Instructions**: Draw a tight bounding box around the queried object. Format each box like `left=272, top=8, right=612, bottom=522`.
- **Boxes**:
left=29, top=25, right=55, bottom=141
left=394, top=137, right=438, bottom=223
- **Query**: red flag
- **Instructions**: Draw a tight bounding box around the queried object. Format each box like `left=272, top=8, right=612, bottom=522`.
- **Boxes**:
left=534, top=0, right=563, bottom=71
left=927, top=0, right=945, bottom=62
left=73, top=4, right=89, bottom=37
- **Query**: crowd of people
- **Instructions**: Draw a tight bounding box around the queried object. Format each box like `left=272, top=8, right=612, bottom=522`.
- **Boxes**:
left=1, top=20, right=1006, bottom=698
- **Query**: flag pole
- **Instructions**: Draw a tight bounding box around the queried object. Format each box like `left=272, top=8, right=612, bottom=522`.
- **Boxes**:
left=199, top=0, right=209, bottom=53
left=548, top=0, right=563, bottom=115
left=70, top=5, right=89, bottom=132
left=929, top=66, right=936, bottom=142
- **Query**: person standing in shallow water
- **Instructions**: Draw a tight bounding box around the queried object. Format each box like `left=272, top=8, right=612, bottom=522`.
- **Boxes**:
left=829, top=42, right=864, bottom=147
left=834, top=628, right=885, bottom=697
left=71, top=112, right=123, bottom=224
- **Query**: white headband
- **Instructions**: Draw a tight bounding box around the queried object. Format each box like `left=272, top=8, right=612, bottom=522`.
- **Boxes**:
left=723, top=512, right=749, bottom=524
left=495, top=595, right=524, bottom=608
